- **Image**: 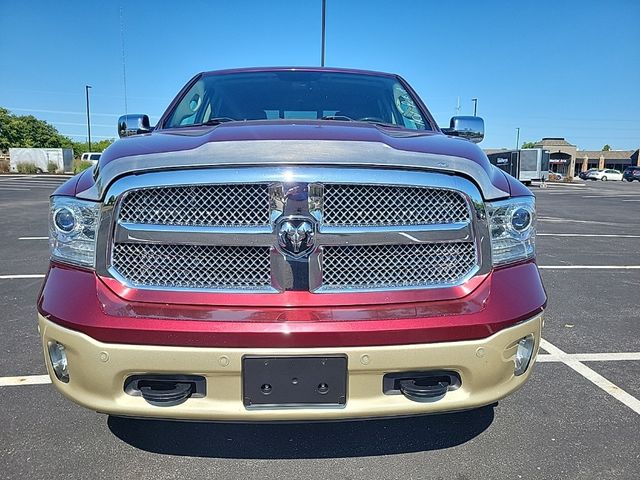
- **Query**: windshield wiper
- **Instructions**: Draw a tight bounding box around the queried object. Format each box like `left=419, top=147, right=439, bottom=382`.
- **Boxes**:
left=359, top=119, right=403, bottom=129
left=320, top=115, right=353, bottom=121
left=320, top=115, right=402, bottom=129
left=198, top=117, right=237, bottom=126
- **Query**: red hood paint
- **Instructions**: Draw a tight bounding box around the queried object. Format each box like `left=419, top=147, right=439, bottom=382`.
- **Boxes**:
left=67, top=121, right=511, bottom=196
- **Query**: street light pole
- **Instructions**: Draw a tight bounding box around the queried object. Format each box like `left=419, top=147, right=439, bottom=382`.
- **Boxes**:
left=472, top=98, right=477, bottom=116
left=515, top=127, right=520, bottom=150
left=85, top=85, right=92, bottom=152
left=321, top=0, right=326, bottom=67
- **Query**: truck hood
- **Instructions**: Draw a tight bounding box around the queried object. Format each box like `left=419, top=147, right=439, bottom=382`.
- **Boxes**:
left=79, top=121, right=510, bottom=200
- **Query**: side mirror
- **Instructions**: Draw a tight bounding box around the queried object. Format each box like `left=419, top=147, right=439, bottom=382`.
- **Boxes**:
left=118, top=114, right=152, bottom=138
left=443, top=116, right=484, bottom=143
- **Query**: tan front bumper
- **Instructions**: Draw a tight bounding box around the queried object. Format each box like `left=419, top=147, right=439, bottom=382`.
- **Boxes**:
left=39, top=314, right=543, bottom=420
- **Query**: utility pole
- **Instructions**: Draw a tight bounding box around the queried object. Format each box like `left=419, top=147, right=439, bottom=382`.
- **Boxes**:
left=120, top=5, right=128, bottom=114
left=321, top=0, right=326, bottom=67
left=515, top=127, right=520, bottom=150
left=472, top=98, right=478, bottom=116
left=85, top=85, right=92, bottom=152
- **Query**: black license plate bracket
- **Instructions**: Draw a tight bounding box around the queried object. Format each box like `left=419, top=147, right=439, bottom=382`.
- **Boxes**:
left=242, top=356, right=347, bottom=408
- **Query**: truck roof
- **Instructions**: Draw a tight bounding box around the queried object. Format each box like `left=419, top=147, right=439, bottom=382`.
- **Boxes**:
left=198, top=66, right=399, bottom=79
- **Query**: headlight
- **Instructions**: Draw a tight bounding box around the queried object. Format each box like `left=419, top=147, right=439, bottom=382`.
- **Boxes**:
left=487, top=196, right=536, bottom=266
left=49, top=196, right=100, bottom=268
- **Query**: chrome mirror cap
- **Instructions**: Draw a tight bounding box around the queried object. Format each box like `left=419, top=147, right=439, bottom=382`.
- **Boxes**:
left=118, top=114, right=152, bottom=138
left=446, top=116, right=485, bottom=143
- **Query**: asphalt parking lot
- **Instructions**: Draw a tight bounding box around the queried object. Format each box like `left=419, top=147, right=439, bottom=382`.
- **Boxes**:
left=1, top=174, right=639, bottom=479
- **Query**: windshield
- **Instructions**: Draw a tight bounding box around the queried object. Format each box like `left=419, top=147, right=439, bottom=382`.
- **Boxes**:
left=163, top=71, right=431, bottom=130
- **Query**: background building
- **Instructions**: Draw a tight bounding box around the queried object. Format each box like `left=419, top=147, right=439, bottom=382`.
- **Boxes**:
left=486, top=138, right=639, bottom=178
left=533, top=138, right=576, bottom=175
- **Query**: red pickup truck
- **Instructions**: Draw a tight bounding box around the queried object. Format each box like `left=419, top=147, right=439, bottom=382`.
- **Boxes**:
left=39, top=67, right=545, bottom=420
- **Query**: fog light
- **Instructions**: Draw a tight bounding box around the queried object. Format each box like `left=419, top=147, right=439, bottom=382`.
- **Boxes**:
left=514, top=335, right=535, bottom=376
left=47, top=341, right=69, bottom=383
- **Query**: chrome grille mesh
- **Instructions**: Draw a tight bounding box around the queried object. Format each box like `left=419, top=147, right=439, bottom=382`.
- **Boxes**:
left=109, top=175, right=481, bottom=293
left=112, top=243, right=271, bottom=290
left=322, top=184, right=469, bottom=226
left=118, top=184, right=270, bottom=226
left=321, top=242, right=477, bottom=290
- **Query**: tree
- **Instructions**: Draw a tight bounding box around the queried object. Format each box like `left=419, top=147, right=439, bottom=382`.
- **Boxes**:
left=0, top=107, right=73, bottom=151
left=71, top=138, right=115, bottom=158
left=602, top=144, right=611, bottom=151
left=0, top=107, right=114, bottom=157
left=521, top=141, right=537, bottom=149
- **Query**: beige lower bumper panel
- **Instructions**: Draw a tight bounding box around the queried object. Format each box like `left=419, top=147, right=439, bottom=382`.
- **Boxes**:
left=38, top=314, right=543, bottom=420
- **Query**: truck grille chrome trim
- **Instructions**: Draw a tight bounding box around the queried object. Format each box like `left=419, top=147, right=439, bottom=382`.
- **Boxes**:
left=112, top=243, right=272, bottom=290
left=321, top=184, right=469, bottom=226
left=97, top=167, right=490, bottom=295
left=118, top=184, right=270, bottom=227
left=320, top=243, right=477, bottom=291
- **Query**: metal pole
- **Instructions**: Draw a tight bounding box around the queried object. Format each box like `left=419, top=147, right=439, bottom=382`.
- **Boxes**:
left=472, top=98, right=477, bottom=116
left=120, top=6, right=128, bottom=115
left=85, top=85, right=92, bottom=152
left=515, top=127, right=520, bottom=150
left=321, top=0, right=326, bottom=66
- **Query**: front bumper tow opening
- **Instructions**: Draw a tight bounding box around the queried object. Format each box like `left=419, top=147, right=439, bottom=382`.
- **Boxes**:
left=124, top=375, right=206, bottom=407
left=383, top=371, right=461, bottom=403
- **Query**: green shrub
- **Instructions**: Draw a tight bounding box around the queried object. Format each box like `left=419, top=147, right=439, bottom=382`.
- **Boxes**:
left=16, top=162, right=39, bottom=174
left=73, top=159, right=94, bottom=174
left=0, top=159, right=9, bottom=173
left=47, top=161, right=59, bottom=173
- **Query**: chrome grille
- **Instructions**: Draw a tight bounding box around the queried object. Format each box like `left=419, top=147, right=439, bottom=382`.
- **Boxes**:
left=322, top=184, right=469, bottom=226
left=118, top=184, right=270, bottom=226
left=112, top=243, right=271, bottom=290
left=321, top=242, right=477, bottom=290
left=103, top=168, right=486, bottom=295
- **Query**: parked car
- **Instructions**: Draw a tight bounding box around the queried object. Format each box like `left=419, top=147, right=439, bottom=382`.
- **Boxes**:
left=623, top=166, right=640, bottom=182
left=579, top=168, right=597, bottom=180
left=39, top=67, right=545, bottom=421
left=548, top=171, right=564, bottom=181
left=587, top=169, right=623, bottom=181
left=81, top=152, right=101, bottom=165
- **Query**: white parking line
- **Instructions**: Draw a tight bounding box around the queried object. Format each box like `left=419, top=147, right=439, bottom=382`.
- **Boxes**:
left=0, top=187, right=31, bottom=191
left=0, top=174, right=71, bottom=179
left=538, top=266, right=640, bottom=269
left=0, top=375, right=51, bottom=387
left=537, top=352, right=640, bottom=362
left=0, top=184, right=62, bottom=189
left=0, top=184, right=65, bottom=188
left=540, top=339, right=640, bottom=415
left=533, top=182, right=585, bottom=188
left=538, top=217, right=624, bottom=226
left=18, top=237, right=48, bottom=240
left=581, top=195, right=640, bottom=199
left=0, top=274, right=46, bottom=279
left=547, top=192, right=590, bottom=195
left=622, top=199, right=640, bottom=202
left=538, top=233, right=640, bottom=238
left=0, top=176, right=36, bottom=181
left=0, top=178, right=66, bottom=183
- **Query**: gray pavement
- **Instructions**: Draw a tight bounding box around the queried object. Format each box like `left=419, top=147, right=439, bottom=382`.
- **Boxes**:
left=1, top=175, right=639, bottom=479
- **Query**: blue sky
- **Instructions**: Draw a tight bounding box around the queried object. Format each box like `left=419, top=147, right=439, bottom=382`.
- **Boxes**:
left=1, top=0, right=638, bottom=151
